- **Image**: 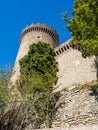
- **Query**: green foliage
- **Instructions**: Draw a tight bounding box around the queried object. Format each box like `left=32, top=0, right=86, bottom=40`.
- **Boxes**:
left=0, top=67, right=12, bottom=106
left=0, top=91, right=60, bottom=129
left=19, top=42, right=58, bottom=94
left=63, top=0, right=98, bottom=56
left=18, top=42, right=58, bottom=127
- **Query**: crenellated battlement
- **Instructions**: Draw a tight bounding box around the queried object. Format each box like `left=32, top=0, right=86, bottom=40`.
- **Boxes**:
left=54, top=39, right=71, bottom=57
left=20, top=23, right=59, bottom=47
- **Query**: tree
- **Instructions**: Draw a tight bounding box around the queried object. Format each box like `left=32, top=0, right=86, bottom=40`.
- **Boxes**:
left=17, top=42, right=58, bottom=127
left=0, top=67, right=12, bottom=106
left=63, top=0, right=98, bottom=57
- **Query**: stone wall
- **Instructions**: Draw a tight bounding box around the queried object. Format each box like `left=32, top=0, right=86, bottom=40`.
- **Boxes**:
left=52, top=86, right=98, bottom=128
left=24, top=85, right=98, bottom=130
left=54, top=41, right=97, bottom=91
left=8, top=24, right=98, bottom=130
left=34, top=125, right=98, bottom=130
left=9, top=23, right=98, bottom=90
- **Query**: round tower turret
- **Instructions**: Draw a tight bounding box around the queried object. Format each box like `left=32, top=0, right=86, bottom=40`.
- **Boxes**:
left=10, top=23, right=59, bottom=85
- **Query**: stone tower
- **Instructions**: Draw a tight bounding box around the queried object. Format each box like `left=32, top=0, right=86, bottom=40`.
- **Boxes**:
left=10, top=23, right=59, bottom=85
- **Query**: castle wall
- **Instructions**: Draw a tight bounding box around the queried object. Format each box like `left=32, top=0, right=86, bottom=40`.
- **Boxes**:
left=54, top=41, right=97, bottom=91
left=10, top=24, right=98, bottom=90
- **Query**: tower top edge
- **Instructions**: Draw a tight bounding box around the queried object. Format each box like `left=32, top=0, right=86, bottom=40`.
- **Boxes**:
left=21, top=23, right=57, bottom=34
left=20, top=23, right=59, bottom=44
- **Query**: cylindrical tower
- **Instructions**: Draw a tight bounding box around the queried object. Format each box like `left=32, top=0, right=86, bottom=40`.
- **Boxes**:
left=10, top=23, right=59, bottom=85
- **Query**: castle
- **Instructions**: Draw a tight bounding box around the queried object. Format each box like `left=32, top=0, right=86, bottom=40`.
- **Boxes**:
left=7, top=23, right=98, bottom=130
left=10, top=23, right=98, bottom=91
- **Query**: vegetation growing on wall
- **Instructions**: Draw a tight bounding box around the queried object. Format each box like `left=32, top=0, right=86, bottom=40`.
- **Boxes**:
left=17, top=42, right=59, bottom=128
left=63, top=0, right=98, bottom=57
left=0, top=67, right=12, bottom=106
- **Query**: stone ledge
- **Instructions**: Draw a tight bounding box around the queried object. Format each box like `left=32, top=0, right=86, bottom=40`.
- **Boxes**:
left=33, top=125, right=98, bottom=130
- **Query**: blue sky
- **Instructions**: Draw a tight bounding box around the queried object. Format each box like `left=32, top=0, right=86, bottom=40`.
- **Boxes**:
left=0, top=0, right=74, bottom=68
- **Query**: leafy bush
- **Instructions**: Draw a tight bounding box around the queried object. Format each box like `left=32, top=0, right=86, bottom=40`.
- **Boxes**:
left=0, top=67, right=12, bottom=106
left=17, top=42, right=59, bottom=127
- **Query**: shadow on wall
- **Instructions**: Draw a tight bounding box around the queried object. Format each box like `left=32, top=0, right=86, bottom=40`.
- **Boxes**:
left=95, top=56, right=98, bottom=78
left=89, top=56, right=98, bottom=102
left=90, top=84, right=98, bottom=102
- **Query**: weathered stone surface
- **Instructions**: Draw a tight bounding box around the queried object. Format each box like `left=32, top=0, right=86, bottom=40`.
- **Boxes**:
left=23, top=85, right=98, bottom=130
left=8, top=23, right=98, bottom=130
left=34, top=125, right=98, bottom=130
left=10, top=24, right=98, bottom=89
left=55, top=44, right=97, bottom=91
left=52, top=86, right=98, bottom=128
left=9, top=23, right=59, bottom=85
